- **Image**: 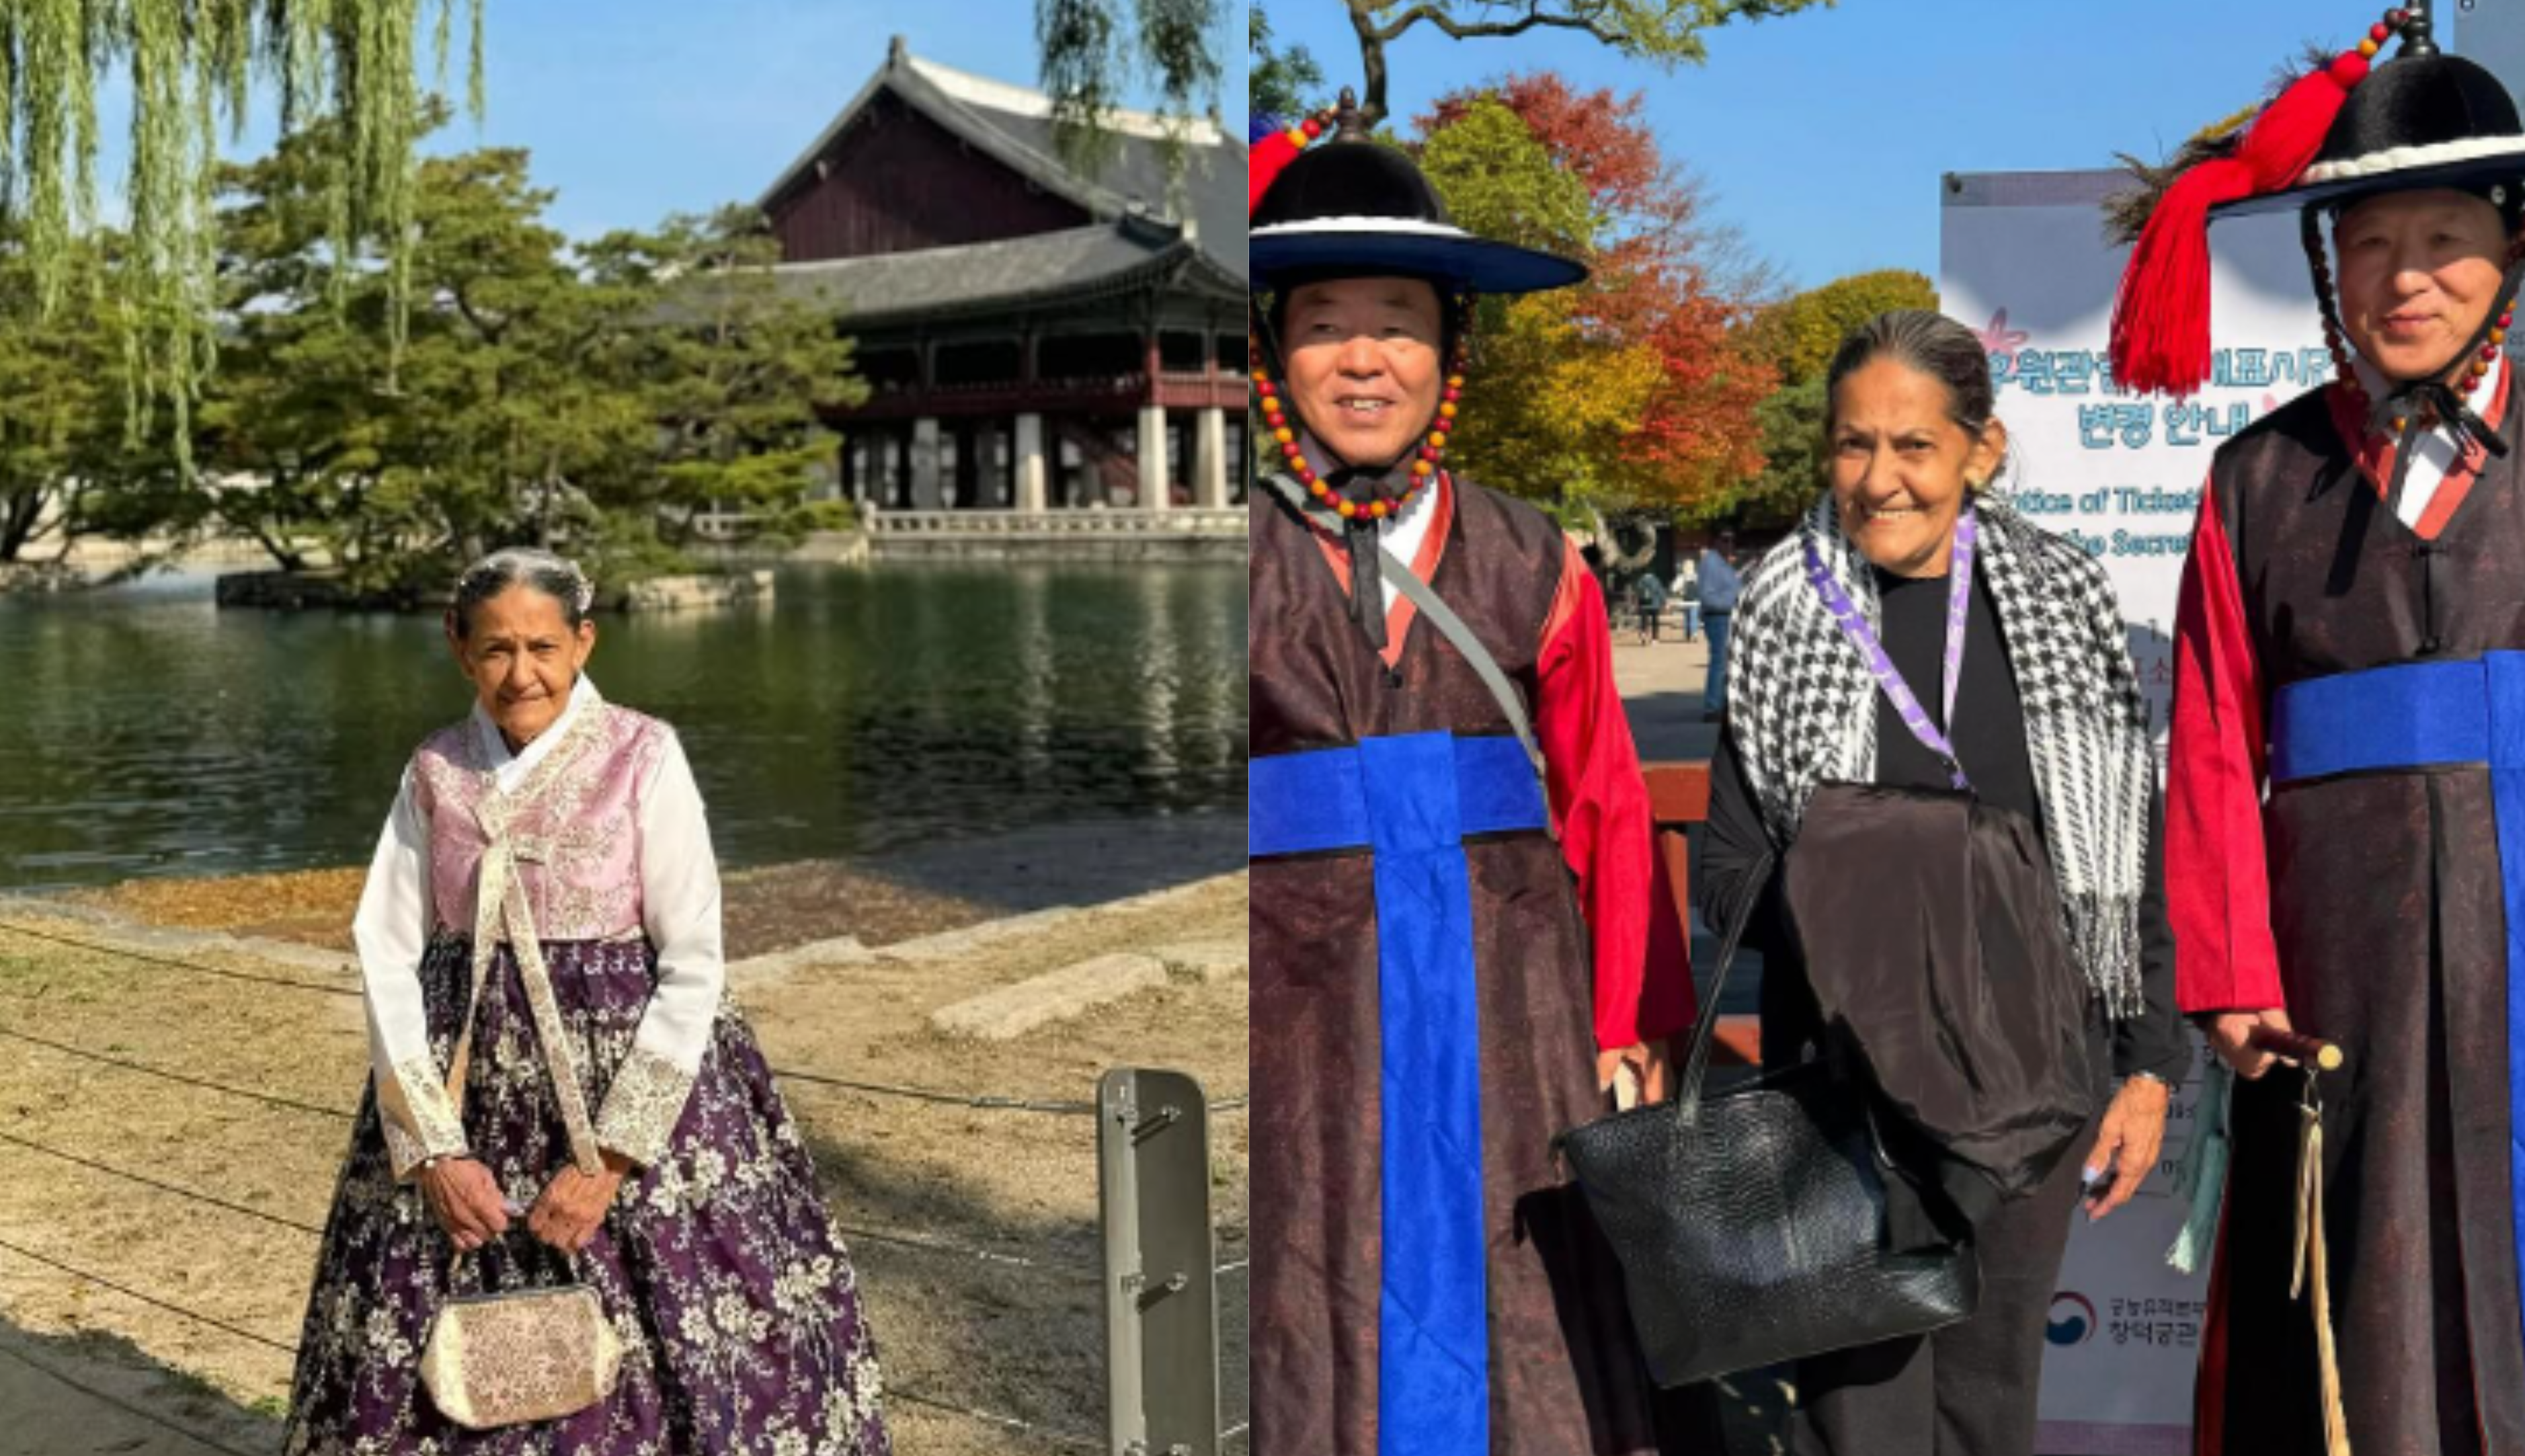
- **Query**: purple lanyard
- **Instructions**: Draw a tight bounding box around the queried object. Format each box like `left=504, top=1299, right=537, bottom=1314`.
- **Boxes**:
left=1801, top=508, right=1978, bottom=791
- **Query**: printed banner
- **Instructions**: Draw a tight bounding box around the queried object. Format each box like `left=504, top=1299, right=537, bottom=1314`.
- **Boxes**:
left=1939, top=168, right=2323, bottom=1455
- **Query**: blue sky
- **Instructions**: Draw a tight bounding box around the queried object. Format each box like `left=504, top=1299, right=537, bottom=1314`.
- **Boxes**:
left=93, top=0, right=1243, bottom=241
left=1251, top=0, right=2509, bottom=290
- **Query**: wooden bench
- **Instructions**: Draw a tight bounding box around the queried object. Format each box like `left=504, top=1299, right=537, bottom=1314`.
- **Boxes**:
left=1642, top=761, right=1762, bottom=1067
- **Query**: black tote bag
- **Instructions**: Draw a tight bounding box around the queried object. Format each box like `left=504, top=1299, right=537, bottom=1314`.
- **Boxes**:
left=1552, top=848, right=1979, bottom=1388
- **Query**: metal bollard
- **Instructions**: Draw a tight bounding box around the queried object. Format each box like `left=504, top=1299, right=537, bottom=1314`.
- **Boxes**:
left=1098, top=1067, right=1221, bottom=1456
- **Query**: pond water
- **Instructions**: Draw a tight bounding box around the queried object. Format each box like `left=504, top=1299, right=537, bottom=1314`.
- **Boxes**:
left=0, top=561, right=1249, bottom=891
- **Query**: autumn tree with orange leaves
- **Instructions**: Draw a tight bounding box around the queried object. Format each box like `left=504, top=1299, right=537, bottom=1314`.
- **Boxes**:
left=1414, top=74, right=1779, bottom=524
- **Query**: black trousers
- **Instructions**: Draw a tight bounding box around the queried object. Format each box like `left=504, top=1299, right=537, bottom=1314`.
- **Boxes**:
left=1788, top=1112, right=2096, bottom=1456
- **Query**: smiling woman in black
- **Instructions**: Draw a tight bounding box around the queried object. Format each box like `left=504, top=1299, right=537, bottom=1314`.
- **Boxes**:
left=1694, top=311, right=2183, bottom=1456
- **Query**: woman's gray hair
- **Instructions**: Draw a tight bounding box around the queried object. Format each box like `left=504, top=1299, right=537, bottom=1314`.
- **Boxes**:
left=448, top=547, right=596, bottom=637
left=1824, top=309, right=2003, bottom=453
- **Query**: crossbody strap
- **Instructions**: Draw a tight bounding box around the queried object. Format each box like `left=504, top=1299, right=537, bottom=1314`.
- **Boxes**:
left=1265, top=472, right=1546, bottom=784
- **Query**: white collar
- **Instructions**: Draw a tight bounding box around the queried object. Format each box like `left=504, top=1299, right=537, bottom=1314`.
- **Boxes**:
left=2348, top=350, right=2505, bottom=528
left=471, top=676, right=602, bottom=791
left=2346, top=348, right=2505, bottom=437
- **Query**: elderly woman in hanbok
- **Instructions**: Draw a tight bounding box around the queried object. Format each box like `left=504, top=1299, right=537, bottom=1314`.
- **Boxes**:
left=282, top=548, right=889, bottom=1455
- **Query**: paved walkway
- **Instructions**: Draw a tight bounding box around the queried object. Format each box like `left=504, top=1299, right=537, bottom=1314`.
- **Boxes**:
left=1611, top=628, right=1721, bottom=764
left=0, top=1323, right=271, bottom=1455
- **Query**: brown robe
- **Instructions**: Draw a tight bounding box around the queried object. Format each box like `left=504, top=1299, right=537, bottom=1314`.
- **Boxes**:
left=2180, top=382, right=2525, bottom=1455
left=1248, top=480, right=1699, bottom=1455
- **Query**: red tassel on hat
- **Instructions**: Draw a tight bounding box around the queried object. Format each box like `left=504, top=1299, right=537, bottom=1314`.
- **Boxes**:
left=1250, top=114, right=1330, bottom=216
left=2112, top=44, right=2378, bottom=396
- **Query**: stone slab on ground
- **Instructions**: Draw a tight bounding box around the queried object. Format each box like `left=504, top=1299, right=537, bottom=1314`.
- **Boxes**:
left=928, top=952, right=1170, bottom=1041
left=1150, top=938, right=1245, bottom=984
left=724, top=934, right=873, bottom=989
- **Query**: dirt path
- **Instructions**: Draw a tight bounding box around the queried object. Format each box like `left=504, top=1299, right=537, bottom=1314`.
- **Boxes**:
left=0, top=869, right=1248, bottom=1456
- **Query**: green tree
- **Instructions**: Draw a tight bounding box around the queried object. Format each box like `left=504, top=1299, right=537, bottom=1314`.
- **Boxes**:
left=1739, top=374, right=1827, bottom=527
left=582, top=208, right=870, bottom=555
left=1416, top=99, right=1596, bottom=257
left=1343, top=0, right=1835, bottom=126
left=1734, top=270, right=1939, bottom=527
left=202, top=123, right=631, bottom=585
left=0, top=237, right=186, bottom=563
left=1746, top=268, right=1938, bottom=387
left=2, top=2, right=487, bottom=458
left=1250, top=5, right=1326, bottom=120
left=1039, top=0, right=1226, bottom=176
left=201, top=118, right=864, bottom=591
left=1417, top=99, right=1636, bottom=501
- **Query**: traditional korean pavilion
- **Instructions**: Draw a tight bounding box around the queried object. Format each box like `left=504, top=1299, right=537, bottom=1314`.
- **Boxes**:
left=759, top=38, right=1248, bottom=514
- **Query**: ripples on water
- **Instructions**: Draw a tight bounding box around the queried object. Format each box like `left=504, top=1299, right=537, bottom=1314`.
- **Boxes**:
left=0, top=563, right=1249, bottom=889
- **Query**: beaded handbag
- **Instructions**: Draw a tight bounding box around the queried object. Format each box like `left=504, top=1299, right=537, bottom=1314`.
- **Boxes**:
left=419, top=1244, right=623, bottom=1430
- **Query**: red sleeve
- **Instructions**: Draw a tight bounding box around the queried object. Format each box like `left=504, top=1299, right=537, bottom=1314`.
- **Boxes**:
left=2167, top=477, right=2287, bottom=1014
left=1534, top=540, right=1692, bottom=1049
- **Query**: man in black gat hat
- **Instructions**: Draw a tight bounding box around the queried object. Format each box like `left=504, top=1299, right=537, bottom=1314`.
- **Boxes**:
left=2119, top=6, right=2525, bottom=1450
left=1244, top=97, right=1709, bottom=1456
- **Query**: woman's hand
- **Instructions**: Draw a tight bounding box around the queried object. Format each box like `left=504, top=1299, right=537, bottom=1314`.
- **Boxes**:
left=528, top=1151, right=635, bottom=1255
left=2206, top=1006, right=2296, bottom=1080
left=419, top=1157, right=510, bottom=1252
left=2082, top=1076, right=2171, bottom=1221
left=1596, top=1041, right=1673, bottom=1109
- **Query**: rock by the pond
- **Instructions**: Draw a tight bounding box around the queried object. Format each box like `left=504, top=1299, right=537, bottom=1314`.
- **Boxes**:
left=215, top=571, right=426, bottom=611
left=0, top=561, right=88, bottom=597
left=616, top=571, right=775, bottom=613
left=787, top=531, right=871, bottom=566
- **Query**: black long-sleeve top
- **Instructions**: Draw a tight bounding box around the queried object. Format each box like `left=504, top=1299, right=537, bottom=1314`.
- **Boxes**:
left=1695, top=564, right=2188, bottom=1084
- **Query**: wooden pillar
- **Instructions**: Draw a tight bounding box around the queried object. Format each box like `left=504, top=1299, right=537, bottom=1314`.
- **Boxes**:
left=912, top=417, right=943, bottom=510
left=1016, top=413, right=1047, bottom=514
left=1138, top=405, right=1169, bottom=512
left=1195, top=408, right=1228, bottom=509
left=954, top=421, right=983, bottom=510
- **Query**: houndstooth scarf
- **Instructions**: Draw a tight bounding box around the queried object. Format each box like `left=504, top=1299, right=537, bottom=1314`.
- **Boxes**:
left=1726, top=493, right=2153, bottom=1018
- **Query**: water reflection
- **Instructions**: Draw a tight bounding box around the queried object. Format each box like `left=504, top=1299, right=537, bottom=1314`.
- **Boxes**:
left=0, top=563, right=1249, bottom=890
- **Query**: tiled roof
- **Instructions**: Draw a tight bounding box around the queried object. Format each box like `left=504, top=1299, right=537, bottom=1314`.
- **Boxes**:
left=756, top=38, right=1245, bottom=283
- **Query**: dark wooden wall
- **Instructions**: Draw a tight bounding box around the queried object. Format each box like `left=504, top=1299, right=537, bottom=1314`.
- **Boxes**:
left=768, top=90, right=1088, bottom=262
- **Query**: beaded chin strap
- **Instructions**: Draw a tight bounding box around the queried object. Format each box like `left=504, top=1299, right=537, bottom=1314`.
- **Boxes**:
left=2302, top=198, right=2525, bottom=518
left=1250, top=328, right=1470, bottom=525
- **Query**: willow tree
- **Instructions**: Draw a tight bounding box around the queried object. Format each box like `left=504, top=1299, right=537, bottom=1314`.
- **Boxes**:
left=7, top=0, right=485, bottom=460
left=1038, top=0, right=1224, bottom=179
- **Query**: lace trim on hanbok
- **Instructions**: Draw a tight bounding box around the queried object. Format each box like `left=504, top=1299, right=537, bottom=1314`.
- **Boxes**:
left=379, top=1054, right=467, bottom=1178
left=596, top=1047, right=697, bottom=1166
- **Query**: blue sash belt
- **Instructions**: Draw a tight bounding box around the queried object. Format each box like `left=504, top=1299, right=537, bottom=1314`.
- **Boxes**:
left=2272, top=653, right=2525, bottom=1362
left=1248, top=732, right=1549, bottom=1455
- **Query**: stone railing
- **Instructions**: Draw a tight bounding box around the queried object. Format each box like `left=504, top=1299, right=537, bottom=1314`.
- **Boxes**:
left=866, top=508, right=1243, bottom=540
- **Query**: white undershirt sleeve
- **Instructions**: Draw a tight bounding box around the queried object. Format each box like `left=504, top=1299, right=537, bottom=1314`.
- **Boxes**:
left=592, top=731, right=726, bottom=1166
left=352, top=768, right=468, bottom=1180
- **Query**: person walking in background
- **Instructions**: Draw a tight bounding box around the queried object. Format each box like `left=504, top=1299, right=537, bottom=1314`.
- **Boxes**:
left=1673, top=554, right=1701, bottom=641
left=1634, top=568, right=1668, bottom=645
left=1696, top=532, right=1744, bottom=720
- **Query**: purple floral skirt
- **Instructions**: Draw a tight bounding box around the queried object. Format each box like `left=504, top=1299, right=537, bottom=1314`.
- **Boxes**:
left=283, top=937, right=891, bottom=1455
